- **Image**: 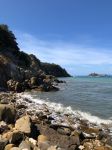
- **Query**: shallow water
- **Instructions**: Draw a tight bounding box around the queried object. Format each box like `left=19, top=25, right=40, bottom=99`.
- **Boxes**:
left=23, top=76, right=112, bottom=124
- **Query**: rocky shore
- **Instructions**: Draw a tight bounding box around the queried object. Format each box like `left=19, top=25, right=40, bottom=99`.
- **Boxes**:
left=0, top=92, right=111, bottom=150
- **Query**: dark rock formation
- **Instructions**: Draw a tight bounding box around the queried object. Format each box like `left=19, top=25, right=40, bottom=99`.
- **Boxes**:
left=0, top=24, right=70, bottom=92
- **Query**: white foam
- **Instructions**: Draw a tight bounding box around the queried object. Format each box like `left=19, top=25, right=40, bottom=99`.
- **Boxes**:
left=17, top=92, right=112, bottom=126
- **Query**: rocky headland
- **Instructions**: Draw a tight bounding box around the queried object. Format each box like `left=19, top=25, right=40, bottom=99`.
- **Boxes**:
left=0, top=24, right=70, bottom=93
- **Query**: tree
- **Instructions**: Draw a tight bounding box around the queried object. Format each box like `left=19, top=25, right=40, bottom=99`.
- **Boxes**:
left=0, top=24, right=19, bottom=52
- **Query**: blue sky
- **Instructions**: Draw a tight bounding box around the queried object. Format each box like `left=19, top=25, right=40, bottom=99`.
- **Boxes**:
left=0, top=0, right=112, bottom=75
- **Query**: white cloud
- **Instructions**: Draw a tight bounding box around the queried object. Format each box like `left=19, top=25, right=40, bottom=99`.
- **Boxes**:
left=15, top=31, right=112, bottom=75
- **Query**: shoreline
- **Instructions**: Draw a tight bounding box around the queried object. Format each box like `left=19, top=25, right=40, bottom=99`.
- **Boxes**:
left=0, top=92, right=112, bottom=149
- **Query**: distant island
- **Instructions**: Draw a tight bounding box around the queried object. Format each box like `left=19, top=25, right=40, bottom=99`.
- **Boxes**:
left=0, top=24, right=70, bottom=92
left=89, top=72, right=109, bottom=77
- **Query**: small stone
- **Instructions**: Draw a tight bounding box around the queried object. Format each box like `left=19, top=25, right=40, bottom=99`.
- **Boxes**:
left=29, top=138, right=37, bottom=146
left=38, top=135, right=50, bottom=150
left=19, top=140, right=31, bottom=150
left=78, top=145, right=84, bottom=150
left=38, top=135, right=48, bottom=143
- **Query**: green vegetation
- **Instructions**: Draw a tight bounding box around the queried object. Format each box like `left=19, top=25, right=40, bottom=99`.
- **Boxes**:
left=0, top=24, right=19, bottom=53
left=17, top=51, right=31, bottom=68
left=41, top=62, right=71, bottom=77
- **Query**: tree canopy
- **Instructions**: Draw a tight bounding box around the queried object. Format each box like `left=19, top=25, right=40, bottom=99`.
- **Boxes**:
left=0, top=24, right=19, bottom=52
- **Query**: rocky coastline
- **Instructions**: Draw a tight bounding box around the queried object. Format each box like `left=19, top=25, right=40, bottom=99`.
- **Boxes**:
left=0, top=24, right=70, bottom=93
left=0, top=24, right=112, bottom=150
left=0, top=92, right=111, bottom=150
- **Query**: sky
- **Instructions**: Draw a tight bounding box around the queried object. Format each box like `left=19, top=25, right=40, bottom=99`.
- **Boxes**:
left=0, top=0, right=112, bottom=75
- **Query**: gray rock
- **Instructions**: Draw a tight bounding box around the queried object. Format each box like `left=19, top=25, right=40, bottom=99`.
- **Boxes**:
left=19, top=140, right=31, bottom=150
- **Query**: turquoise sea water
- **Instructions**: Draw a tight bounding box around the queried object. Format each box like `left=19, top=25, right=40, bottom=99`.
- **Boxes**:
left=28, top=76, right=112, bottom=121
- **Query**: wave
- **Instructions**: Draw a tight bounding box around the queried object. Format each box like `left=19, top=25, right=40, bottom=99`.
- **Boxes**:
left=18, top=92, right=112, bottom=126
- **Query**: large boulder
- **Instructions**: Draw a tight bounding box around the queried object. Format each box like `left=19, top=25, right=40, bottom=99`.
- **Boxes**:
left=15, top=115, right=31, bottom=134
left=15, top=115, right=39, bottom=139
left=0, top=104, right=16, bottom=123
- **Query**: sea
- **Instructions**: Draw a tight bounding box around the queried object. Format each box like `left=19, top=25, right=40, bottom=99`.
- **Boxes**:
left=22, top=76, right=112, bottom=125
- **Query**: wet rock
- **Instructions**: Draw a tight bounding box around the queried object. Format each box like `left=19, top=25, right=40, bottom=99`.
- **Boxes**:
left=0, top=104, right=16, bottom=123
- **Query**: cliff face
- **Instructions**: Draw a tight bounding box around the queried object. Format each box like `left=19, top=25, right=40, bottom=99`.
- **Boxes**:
left=0, top=25, right=70, bottom=91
